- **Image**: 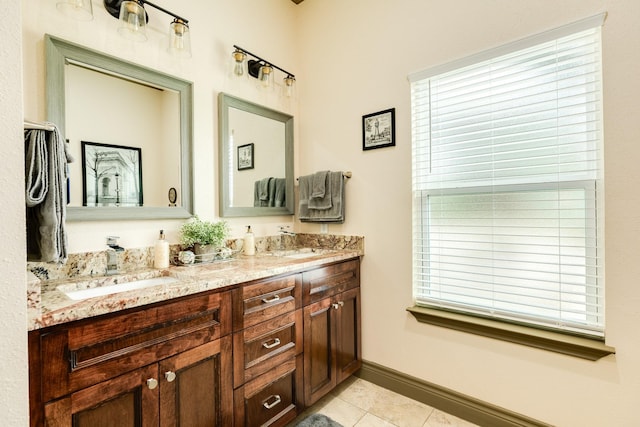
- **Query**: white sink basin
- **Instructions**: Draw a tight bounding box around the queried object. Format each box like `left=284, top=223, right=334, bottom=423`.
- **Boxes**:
left=59, top=276, right=180, bottom=301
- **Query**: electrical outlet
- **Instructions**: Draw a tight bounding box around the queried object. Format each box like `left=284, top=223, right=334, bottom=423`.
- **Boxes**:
left=320, top=224, right=328, bottom=234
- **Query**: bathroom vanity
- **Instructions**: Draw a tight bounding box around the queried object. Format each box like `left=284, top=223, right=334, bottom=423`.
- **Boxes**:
left=28, top=246, right=362, bottom=427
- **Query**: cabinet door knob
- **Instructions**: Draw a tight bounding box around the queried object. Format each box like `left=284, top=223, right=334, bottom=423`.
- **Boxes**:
left=165, top=371, right=176, bottom=382
left=146, top=378, right=158, bottom=390
left=332, top=303, right=339, bottom=310
left=262, top=338, right=281, bottom=349
left=261, top=294, right=280, bottom=304
left=263, top=394, right=282, bottom=410
left=338, top=301, right=344, bottom=307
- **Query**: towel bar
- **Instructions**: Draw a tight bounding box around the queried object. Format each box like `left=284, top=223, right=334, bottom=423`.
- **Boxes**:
left=24, top=119, right=55, bottom=132
left=297, top=171, right=352, bottom=181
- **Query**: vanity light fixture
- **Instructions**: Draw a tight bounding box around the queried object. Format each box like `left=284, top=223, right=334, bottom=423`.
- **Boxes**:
left=232, top=45, right=296, bottom=96
left=103, top=0, right=191, bottom=57
left=56, top=0, right=94, bottom=21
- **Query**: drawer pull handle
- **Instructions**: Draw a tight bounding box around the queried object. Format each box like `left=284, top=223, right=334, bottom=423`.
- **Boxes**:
left=165, top=371, right=176, bottom=382
left=263, top=394, right=282, bottom=409
left=146, top=378, right=158, bottom=390
left=261, top=295, right=280, bottom=304
left=262, top=338, right=281, bottom=349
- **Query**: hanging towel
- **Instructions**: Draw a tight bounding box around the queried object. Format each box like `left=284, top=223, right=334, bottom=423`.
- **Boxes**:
left=254, top=177, right=286, bottom=207
left=259, top=177, right=272, bottom=201
left=254, top=181, right=262, bottom=206
left=254, top=178, right=271, bottom=206
left=298, top=174, right=312, bottom=217
left=299, top=171, right=345, bottom=223
left=25, top=129, right=48, bottom=207
left=310, top=170, right=329, bottom=200
left=25, top=124, right=72, bottom=263
left=273, top=178, right=286, bottom=207
left=308, top=171, right=332, bottom=210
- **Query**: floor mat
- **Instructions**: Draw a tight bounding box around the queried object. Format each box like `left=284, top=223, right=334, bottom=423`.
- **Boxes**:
left=294, top=413, right=343, bottom=427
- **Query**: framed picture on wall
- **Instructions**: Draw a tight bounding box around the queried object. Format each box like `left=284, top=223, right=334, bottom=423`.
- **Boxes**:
left=81, top=141, right=143, bottom=207
left=238, top=143, right=255, bottom=170
left=362, top=108, right=396, bottom=150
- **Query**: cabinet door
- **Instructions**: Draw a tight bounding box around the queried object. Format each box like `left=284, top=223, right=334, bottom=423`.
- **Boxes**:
left=335, top=287, right=361, bottom=383
left=159, top=336, right=233, bottom=427
left=44, top=364, right=159, bottom=427
left=303, top=298, right=336, bottom=406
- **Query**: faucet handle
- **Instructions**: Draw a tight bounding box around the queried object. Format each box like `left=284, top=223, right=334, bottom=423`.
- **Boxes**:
left=107, top=236, right=124, bottom=252
left=278, top=226, right=296, bottom=236
left=107, top=236, right=120, bottom=246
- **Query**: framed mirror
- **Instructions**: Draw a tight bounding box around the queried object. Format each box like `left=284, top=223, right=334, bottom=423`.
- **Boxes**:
left=218, top=93, right=294, bottom=217
left=45, top=34, right=194, bottom=221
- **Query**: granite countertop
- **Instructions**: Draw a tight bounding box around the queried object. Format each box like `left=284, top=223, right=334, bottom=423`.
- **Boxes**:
left=28, top=247, right=363, bottom=331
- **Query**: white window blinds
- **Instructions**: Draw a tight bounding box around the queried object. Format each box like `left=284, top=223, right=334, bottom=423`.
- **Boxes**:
left=410, top=17, right=605, bottom=337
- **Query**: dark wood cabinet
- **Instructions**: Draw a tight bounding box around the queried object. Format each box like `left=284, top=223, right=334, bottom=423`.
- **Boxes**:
left=29, top=291, right=232, bottom=427
left=232, top=274, right=304, bottom=427
left=44, top=364, right=160, bottom=427
left=302, top=259, right=361, bottom=406
left=233, top=356, right=304, bottom=427
left=29, top=256, right=361, bottom=426
left=159, top=337, right=233, bottom=427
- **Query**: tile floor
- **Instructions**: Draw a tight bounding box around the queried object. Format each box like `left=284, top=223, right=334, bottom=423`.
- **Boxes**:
left=288, top=377, right=479, bottom=427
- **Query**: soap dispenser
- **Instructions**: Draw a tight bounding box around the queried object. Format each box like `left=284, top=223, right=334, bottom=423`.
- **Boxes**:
left=244, top=226, right=255, bottom=256
left=154, top=230, right=170, bottom=268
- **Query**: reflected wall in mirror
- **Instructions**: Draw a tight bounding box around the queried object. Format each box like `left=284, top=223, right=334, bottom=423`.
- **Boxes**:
left=45, top=34, right=194, bottom=221
left=218, top=93, right=294, bottom=217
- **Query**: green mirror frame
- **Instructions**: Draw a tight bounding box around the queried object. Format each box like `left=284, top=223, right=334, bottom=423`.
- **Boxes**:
left=45, top=34, right=194, bottom=221
left=218, top=93, right=294, bottom=217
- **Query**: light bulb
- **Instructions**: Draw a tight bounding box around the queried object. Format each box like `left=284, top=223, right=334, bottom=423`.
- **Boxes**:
left=168, top=19, right=191, bottom=57
left=283, top=75, right=296, bottom=97
left=117, top=1, right=147, bottom=42
left=56, top=0, right=93, bottom=21
left=258, top=64, right=273, bottom=89
left=232, top=50, right=246, bottom=76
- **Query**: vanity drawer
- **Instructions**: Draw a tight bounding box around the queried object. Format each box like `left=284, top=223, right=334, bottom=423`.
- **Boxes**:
left=234, top=356, right=303, bottom=427
left=233, top=274, right=301, bottom=331
left=37, top=291, right=231, bottom=401
left=302, top=258, right=360, bottom=305
left=233, top=309, right=302, bottom=387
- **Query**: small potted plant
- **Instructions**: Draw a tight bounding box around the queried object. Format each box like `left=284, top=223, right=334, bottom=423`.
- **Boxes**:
left=179, top=216, right=230, bottom=261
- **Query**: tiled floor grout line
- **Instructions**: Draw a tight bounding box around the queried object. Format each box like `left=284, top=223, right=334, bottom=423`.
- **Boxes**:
left=288, top=377, right=478, bottom=427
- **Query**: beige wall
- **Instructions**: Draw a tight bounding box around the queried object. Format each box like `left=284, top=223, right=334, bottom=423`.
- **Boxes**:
left=17, top=1, right=300, bottom=424
left=296, top=1, right=640, bottom=426
left=14, top=0, right=640, bottom=425
left=0, top=1, right=29, bottom=425
left=22, top=0, right=300, bottom=253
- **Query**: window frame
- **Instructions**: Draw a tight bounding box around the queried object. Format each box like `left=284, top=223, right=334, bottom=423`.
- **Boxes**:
left=407, top=13, right=614, bottom=359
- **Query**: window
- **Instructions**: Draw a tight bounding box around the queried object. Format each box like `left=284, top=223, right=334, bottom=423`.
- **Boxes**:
left=410, top=15, right=605, bottom=339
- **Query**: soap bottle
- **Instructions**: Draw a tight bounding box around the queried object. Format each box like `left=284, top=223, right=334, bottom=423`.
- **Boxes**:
left=154, top=230, right=170, bottom=268
left=244, top=226, right=255, bottom=256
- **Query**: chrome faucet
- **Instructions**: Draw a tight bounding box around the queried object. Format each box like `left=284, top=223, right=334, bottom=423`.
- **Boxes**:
left=278, top=226, right=296, bottom=236
left=106, top=236, right=124, bottom=275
